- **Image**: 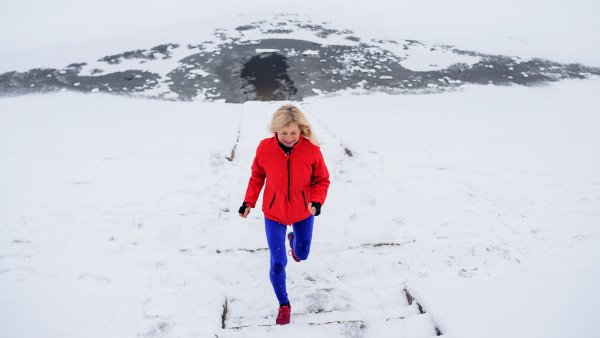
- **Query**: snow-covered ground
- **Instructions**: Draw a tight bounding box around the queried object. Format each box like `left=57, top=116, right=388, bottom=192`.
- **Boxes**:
left=304, top=80, right=600, bottom=337
left=2, top=78, right=599, bottom=337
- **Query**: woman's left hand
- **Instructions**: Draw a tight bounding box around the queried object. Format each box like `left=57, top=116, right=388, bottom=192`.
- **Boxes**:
left=308, top=202, right=317, bottom=216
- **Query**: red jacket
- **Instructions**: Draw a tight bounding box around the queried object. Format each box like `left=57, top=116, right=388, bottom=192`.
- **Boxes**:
left=244, top=135, right=330, bottom=225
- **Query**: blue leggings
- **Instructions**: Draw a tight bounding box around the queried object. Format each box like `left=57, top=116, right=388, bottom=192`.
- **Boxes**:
left=265, top=215, right=314, bottom=304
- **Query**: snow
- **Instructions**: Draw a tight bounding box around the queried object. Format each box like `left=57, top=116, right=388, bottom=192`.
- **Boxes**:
left=412, top=240, right=600, bottom=338
left=302, top=50, right=320, bottom=56
left=1, top=78, right=600, bottom=337
left=76, top=43, right=190, bottom=79
left=256, top=49, right=281, bottom=53
left=303, top=79, right=600, bottom=336
left=378, top=42, right=481, bottom=72
left=0, top=93, right=242, bottom=337
left=1, top=2, right=600, bottom=335
left=187, top=68, right=210, bottom=78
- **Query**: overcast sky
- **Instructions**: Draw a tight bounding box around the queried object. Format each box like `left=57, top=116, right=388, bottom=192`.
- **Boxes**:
left=1, top=0, right=599, bottom=67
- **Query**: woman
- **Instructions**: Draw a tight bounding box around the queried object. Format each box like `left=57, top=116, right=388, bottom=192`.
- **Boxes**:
left=238, top=104, right=330, bottom=325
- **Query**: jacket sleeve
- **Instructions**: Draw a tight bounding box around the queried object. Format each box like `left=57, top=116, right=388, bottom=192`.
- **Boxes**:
left=243, top=141, right=266, bottom=208
left=310, top=146, right=330, bottom=205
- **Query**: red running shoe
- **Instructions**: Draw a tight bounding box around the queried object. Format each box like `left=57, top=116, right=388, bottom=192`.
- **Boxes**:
left=287, top=232, right=301, bottom=262
left=276, top=303, right=291, bottom=325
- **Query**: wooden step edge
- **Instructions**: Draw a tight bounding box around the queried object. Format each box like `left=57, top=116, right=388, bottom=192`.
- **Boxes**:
left=227, top=316, right=406, bottom=329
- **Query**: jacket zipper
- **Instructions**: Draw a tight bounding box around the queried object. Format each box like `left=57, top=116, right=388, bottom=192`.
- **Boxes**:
left=269, top=190, right=276, bottom=209
left=302, top=190, right=307, bottom=208
left=287, top=156, right=290, bottom=202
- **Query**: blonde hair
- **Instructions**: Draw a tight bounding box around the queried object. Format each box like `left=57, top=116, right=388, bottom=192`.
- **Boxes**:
left=268, top=105, right=322, bottom=146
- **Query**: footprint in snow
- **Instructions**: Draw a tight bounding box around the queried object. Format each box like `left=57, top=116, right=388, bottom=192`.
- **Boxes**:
left=79, top=274, right=110, bottom=284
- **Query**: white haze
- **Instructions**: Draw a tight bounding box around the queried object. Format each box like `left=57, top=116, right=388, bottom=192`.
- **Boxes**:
left=1, top=0, right=600, bottom=71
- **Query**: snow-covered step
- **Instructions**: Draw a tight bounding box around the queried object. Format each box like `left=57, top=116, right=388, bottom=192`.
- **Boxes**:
left=227, top=301, right=420, bottom=327
left=220, top=313, right=439, bottom=338
left=222, top=284, right=431, bottom=331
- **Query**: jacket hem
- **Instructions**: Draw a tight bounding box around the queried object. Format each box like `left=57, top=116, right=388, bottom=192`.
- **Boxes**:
left=264, top=210, right=312, bottom=226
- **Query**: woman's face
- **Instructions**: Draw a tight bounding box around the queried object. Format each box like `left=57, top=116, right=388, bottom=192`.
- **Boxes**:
left=277, top=122, right=300, bottom=147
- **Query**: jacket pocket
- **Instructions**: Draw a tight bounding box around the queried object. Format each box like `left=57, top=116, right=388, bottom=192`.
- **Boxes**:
left=302, top=190, right=307, bottom=208
left=269, top=190, right=276, bottom=209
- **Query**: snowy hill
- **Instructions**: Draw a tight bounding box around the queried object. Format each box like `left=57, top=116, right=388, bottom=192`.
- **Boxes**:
left=1, top=14, right=599, bottom=102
